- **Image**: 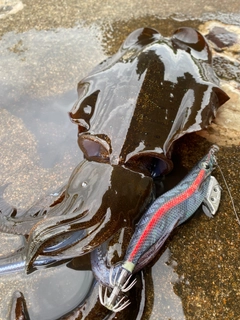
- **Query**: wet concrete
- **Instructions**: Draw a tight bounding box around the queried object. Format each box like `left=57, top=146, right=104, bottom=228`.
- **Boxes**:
left=0, top=0, right=240, bottom=319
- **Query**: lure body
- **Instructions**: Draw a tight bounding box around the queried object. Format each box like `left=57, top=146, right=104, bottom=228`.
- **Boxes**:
left=99, top=145, right=221, bottom=312
left=123, top=146, right=218, bottom=271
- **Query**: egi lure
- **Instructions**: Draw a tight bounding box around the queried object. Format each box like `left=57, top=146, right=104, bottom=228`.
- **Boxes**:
left=99, top=145, right=221, bottom=312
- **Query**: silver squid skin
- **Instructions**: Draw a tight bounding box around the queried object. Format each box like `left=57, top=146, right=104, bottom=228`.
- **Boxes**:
left=99, top=145, right=221, bottom=312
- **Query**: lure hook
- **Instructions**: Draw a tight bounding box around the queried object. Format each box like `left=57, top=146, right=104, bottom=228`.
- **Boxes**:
left=99, top=267, right=137, bottom=312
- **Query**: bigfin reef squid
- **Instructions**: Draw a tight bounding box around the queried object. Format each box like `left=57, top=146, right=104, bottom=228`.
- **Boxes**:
left=0, top=26, right=229, bottom=319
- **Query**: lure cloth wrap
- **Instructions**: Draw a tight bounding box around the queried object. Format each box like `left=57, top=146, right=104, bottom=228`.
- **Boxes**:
left=125, top=156, right=212, bottom=266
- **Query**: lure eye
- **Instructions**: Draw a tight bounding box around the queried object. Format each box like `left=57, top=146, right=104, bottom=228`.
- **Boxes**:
left=202, top=162, right=210, bottom=170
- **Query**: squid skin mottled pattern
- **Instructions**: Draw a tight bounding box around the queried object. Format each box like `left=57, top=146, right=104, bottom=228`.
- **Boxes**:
left=124, top=147, right=217, bottom=268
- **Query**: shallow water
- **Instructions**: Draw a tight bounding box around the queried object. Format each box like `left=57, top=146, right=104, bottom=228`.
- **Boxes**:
left=0, top=1, right=240, bottom=319
left=0, top=233, right=94, bottom=319
left=0, top=22, right=106, bottom=319
left=0, top=24, right=107, bottom=208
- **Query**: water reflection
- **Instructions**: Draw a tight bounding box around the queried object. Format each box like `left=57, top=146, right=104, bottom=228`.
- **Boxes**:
left=150, top=248, right=185, bottom=320
left=0, top=24, right=107, bottom=169
left=0, top=25, right=106, bottom=319
left=0, top=24, right=107, bottom=208
left=0, top=233, right=94, bottom=320
left=5, top=90, right=79, bottom=168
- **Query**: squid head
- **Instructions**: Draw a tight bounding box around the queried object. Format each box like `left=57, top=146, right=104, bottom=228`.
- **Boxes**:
left=70, top=26, right=229, bottom=173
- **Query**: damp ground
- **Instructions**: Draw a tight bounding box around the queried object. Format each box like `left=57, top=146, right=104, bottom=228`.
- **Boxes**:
left=0, top=0, right=240, bottom=319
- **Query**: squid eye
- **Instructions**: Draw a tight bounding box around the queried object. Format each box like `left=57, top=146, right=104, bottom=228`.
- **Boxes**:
left=78, top=134, right=111, bottom=162
left=202, top=162, right=210, bottom=170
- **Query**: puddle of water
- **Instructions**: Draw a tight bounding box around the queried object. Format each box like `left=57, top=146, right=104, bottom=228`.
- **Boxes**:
left=0, top=25, right=107, bottom=208
left=148, top=248, right=185, bottom=320
left=0, top=233, right=94, bottom=320
left=0, top=24, right=106, bottom=319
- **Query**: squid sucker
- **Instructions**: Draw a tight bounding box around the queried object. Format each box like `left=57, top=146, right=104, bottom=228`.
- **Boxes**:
left=99, top=145, right=221, bottom=312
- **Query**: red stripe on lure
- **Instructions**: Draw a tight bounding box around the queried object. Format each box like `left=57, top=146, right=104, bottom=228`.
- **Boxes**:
left=128, top=168, right=206, bottom=263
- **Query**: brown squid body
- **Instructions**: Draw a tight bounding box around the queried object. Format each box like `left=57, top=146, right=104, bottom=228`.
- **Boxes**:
left=0, top=26, right=230, bottom=319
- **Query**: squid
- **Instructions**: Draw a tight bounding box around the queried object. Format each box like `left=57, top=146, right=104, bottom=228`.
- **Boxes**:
left=0, top=26, right=229, bottom=319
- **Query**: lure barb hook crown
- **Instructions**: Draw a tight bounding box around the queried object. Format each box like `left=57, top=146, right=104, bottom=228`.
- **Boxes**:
left=98, top=267, right=137, bottom=312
